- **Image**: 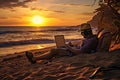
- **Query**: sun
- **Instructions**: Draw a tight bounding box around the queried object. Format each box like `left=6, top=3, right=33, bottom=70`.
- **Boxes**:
left=32, top=15, right=44, bottom=25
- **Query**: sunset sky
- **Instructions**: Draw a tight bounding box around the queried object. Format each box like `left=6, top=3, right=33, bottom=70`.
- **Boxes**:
left=0, top=0, right=99, bottom=26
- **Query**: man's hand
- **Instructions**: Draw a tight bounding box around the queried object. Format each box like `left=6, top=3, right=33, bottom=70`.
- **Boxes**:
left=65, top=44, right=73, bottom=51
left=68, top=42, right=74, bottom=47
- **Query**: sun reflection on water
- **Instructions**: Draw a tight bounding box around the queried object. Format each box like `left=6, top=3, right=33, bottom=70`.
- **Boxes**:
left=37, top=45, right=44, bottom=49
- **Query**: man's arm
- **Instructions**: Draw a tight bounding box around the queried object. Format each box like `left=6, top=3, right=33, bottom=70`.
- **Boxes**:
left=68, top=40, right=83, bottom=47
left=65, top=36, right=98, bottom=54
left=65, top=44, right=82, bottom=55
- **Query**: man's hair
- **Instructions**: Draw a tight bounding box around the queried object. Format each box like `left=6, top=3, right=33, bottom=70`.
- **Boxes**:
left=82, top=29, right=93, bottom=36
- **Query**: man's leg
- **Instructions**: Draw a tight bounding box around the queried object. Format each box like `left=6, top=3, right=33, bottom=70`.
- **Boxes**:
left=34, top=48, right=68, bottom=61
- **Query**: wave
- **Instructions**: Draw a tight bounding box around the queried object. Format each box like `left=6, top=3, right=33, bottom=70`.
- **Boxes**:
left=0, top=28, right=77, bottom=35
left=0, top=38, right=80, bottom=47
left=0, top=31, right=24, bottom=34
left=0, top=39, right=54, bottom=47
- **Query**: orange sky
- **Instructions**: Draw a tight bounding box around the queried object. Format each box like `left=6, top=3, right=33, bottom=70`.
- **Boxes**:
left=0, top=0, right=99, bottom=26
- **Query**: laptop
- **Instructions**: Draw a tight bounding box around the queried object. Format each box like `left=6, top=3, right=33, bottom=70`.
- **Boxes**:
left=54, top=35, right=66, bottom=48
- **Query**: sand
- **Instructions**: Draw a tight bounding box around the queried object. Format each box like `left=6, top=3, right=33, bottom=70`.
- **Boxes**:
left=0, top=44, right=120, bottom=80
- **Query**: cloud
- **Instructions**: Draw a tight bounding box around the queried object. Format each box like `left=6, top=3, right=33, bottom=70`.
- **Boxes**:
left=31, top=8, right=45, bottom=11
left=52, top=0, right=93, bottom=5
left=0, top=0, right=36, bottom=9
left=54, top=3, right=91, bottom=7
left=30, top=7, right=65, bottom=13
left=62, top=3, right=82, bottom=6
left=52, top=10, right=64, bottom=13
left=53, top=0, right=86, bottom=4
left=0, top=16, right=24, bottom=20
left=10, top=9, right=16, bottom=12
left=79, top=12, right=93, bottom=15
left=84, top=4, right=91, bottom=6
left=0, top=17, right=8, bottom=19
left=0, top=21, right=25, bottom=25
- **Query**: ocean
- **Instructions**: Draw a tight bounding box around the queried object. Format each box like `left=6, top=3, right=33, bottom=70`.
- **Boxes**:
left=0, top=26, right=83, bottom=56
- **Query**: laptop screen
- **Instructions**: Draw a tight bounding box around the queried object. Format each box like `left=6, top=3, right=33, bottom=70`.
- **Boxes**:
left=54, top=35, right=65, bottom=48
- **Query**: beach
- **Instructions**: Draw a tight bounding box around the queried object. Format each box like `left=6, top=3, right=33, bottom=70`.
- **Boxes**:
left=0, top=26, right=120, bottom=80
left=0, top=43, right=120, bottom=80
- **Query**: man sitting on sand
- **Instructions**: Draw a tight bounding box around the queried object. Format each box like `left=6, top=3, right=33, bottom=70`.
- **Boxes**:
left=26, top=23, right=98, bottom=64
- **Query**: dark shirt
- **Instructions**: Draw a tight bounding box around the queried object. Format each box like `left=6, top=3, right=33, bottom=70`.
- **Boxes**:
left=80, top=35, right=98, bottom=53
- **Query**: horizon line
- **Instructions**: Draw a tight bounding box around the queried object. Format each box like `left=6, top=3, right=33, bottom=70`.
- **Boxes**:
left=0, top=25, right=77, bottom=27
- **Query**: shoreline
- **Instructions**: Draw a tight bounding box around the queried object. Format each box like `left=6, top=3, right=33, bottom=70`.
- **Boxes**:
left=0, top=43, right=55, bottom=57
left=0, top=39, right=82, bottom=57
left=0, top=45, right=55, bottom=62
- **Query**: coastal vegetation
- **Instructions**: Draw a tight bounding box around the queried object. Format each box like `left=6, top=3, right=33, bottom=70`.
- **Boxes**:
left=91, top=0, right=120, bottom=44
